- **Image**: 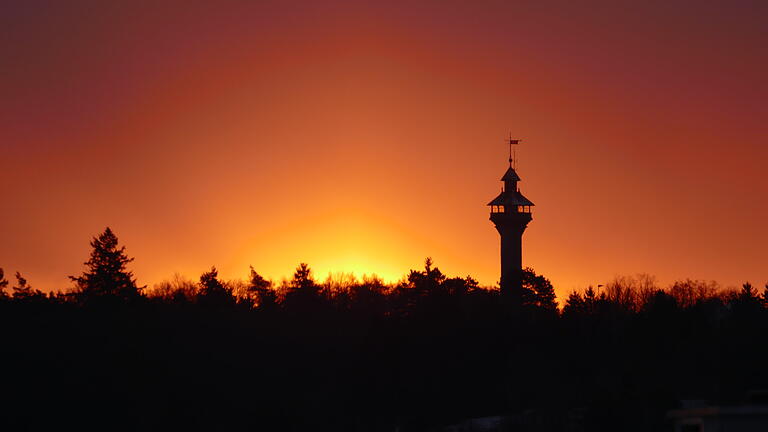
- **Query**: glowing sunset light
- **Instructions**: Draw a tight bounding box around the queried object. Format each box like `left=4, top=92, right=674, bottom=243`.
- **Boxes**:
left=4, top=3, right=768, bottom=430
left=1, top=1, right=766, bottom=298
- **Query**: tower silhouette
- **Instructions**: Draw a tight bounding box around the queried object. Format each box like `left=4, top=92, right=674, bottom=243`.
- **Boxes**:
left=487, top=139, right=534, bottom=304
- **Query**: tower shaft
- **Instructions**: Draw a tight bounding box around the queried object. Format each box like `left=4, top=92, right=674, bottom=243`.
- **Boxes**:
left=491, top=212, right=531, bottom=303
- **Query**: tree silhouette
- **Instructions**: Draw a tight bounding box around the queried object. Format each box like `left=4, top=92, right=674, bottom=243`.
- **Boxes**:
left=563, top=285, right=604, bottom=317
left=197, top=266, right=234, bottom=307
left=69, top=227, right=142, bottom=302
left=290, top=263, right=314, bottom=291
left=248, top=266, right=277, bottom=310
left=11, top=272, right=43, bottom=300
left=0, top=268, right=8, bottom=298
left=347, top=274, right=389, bottom=316
left=732, top=282, right=763, bottom=317
left=392, top=257, right=448, bottom=314
left=669, top=279, right=719, bottom=308
left=739, top=282, right=758, bottom=301
left=283, top=263, right=325, bottom=312
left=763, top=283, right=768, bottom=307
left=408, top=257, right=446, bottom=293
left=149, top=274, right=197, bottom=303
left=641, top=289, right=678, bottom=315
left=521, top=267, right=558, bottom=311
left=563, top=290, right=586, bottom=316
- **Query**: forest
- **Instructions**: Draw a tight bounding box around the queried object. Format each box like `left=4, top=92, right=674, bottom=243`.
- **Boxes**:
left=1, top=228, right=767, bottom=431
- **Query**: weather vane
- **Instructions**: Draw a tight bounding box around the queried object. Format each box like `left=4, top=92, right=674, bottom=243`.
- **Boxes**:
left=507, top=134, right=521, bottom=168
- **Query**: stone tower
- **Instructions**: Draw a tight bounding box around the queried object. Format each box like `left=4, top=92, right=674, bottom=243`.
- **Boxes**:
left=487, top=140, right=534, bottom=304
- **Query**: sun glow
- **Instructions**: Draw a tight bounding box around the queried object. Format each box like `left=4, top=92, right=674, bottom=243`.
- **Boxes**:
left=228, top=208, right=420, bottom=285
left=3, top=1, right=766, bottom=295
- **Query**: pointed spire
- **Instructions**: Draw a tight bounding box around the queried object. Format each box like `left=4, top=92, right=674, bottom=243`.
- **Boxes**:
left=508, top=135, right=520, bottom=168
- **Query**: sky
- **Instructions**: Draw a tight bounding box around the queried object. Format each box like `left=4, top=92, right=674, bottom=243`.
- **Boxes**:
left=1, top=1, right=767, bottom=298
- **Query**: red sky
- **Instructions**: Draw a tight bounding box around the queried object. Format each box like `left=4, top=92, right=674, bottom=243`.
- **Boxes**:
left=2, top=1, right=767, bottom=298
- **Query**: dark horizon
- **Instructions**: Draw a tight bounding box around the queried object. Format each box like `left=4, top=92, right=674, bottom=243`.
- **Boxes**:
left=2, top=227, right=767, bottom=431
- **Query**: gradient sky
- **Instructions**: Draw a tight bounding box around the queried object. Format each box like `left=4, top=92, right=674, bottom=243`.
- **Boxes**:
left=2, top=1, right=766, bottom=298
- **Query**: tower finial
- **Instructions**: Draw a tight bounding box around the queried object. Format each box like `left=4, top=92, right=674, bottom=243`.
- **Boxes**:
left=507, top=135, right=520, bottom=168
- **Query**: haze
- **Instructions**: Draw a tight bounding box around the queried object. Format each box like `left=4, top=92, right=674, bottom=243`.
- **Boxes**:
left=2, top=1, right=766, bottom=297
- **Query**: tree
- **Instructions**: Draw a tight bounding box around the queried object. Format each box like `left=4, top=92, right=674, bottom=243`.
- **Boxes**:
left=12, top=271, right=44, bottom=300
left=669, top=279, right=719, bottom=308
left=407, top=257, right=446, bottom=296
left=563, top=286, right=605, bottom=317
left=248, top=266, right=277, bottom=310
left=739, top=282, right=758, bottom=301
left=198, top=267, right=234, bottom=307
left=442, top=276, right=474, bottom=297
left=282, top=263, right=323, bottom=312
left=0, top=268, right=8, bottom=298
left=763, top=283, right=768, bottom=308
left=348, top=275, right=388, bottom=316
left=149, top=274, right=198, bottom=303
left=733, top=282, right=762, bottom=313
left=604, top=275, right=639, bottom=311
left=640, top=290, right=678, bottom=317
left=69, top=227, right=143, bottom=302
left=290, top=263, right=315, bottom=291
left=563, top=291, right=586, bottom=316
left=521, top=267, right=558, bottom=311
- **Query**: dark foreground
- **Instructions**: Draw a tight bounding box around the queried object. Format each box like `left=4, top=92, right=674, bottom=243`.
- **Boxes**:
left=2, top=272, right=767, bottom=432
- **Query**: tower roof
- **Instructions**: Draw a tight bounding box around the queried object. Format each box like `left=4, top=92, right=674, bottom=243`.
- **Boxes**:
left=487, top=189, right=535, bottom=207
left=501, top=167, right=521, bottom=182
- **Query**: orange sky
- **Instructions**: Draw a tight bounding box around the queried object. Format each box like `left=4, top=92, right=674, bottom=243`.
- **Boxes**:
left=2, top=1, right=767, bottom=298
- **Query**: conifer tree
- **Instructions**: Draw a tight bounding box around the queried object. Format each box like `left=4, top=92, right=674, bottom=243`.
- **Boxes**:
left=290, top=263, right=315, bottom=291
left=763, top=283, right=768, bottom=308
left=248, top=266, right=277, bottom=309
left=0, top=268, right=8, bottom=298
left=283, top=263, right=323, bottom=311
left=198, top=266, right=234, bottom=307
left=70, top=227, right=142, bottom=302
left=521, top=267, right=558, bottom=311
left=11, top=271, right=39, bottom=299
left=407, top=257, right=446, bottom=295
left=563, top=291, right=586, bottom=316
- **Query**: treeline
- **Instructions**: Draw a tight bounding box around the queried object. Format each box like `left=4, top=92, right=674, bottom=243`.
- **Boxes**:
left=1, top=228, right=766, bottom=432
left=0, top=228, right=562, bottom=320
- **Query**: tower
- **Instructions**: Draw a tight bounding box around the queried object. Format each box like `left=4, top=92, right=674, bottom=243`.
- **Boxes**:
left=487, top=138, right=534, bottom=304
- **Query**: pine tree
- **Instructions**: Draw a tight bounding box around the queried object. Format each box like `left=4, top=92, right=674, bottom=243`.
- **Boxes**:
left=69, top=227, right=142, bottom=302
left=740, top=282, right=757, bottom=300
left=248, top=266, right=277, bottom=310
left=563, top=291, right=586, bottom=316
left=198, top=266, right=234, bottom=307
left=763, top=283, right=768, bottom=308
left=12, top=271, right=39, bottom=299
left=290, top=263, right=315, bottom=291
left=283, top=263, right=323, bottom=312
left=521, top=267, right=558, bottom=311
left=407, top=257, right=446, bottom=295
left=0, top=268, right=9, bottom=298
left=733, top=281, right=762, bottom=314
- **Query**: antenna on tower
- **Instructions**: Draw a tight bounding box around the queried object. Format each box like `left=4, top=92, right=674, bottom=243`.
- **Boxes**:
left=507, top=134, right=521, bottom=169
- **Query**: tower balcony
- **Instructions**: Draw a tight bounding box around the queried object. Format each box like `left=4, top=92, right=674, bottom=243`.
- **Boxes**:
left=490, top=208, right=532, bottom=234
left=489, top=205, right=532, bottom=215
